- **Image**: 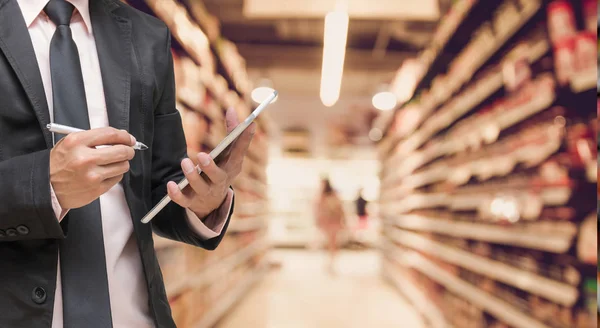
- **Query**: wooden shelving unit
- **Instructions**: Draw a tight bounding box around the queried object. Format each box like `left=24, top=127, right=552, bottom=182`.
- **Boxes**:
left=123, top=1, right=273, bottom=327
left=378, top=1, right=597, bottom=327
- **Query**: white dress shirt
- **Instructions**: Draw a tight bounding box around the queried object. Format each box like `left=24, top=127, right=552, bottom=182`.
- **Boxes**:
left=16, top=0, right=233, bottom=326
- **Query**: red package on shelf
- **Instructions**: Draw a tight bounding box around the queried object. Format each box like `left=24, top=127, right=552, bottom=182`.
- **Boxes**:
left=502, top=44, right=533, bottom=93
left=573, top=32, right=597, bottom=73
left=547, top=1, right=577, bottom=44
left=553, top=37, right=575, bottom=86
left=583, top=0, right=597, bottom=34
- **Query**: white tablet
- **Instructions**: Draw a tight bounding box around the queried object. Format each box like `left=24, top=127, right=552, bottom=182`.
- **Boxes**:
left=141, top=90, right=277, bottom=223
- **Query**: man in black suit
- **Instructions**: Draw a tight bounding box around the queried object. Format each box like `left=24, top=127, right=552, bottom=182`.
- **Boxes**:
left=0, top=0, right=254, bottom=327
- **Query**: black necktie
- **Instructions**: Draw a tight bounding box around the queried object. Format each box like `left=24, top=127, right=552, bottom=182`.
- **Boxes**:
left=46, top=0, right=113, bottom=326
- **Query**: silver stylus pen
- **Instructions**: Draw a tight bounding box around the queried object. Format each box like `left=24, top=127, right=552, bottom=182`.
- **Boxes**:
left=141, top=90, right=278, bottom=224
left=46, top=123, right=148, bottom=150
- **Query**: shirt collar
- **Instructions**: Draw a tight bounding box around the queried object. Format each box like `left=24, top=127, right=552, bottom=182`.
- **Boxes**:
left=17, top=0, right=92, bottom=33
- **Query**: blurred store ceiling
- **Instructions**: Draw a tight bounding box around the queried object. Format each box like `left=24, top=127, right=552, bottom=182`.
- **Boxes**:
left=202, top=0, right=449, bottom=75
left=198, top=0, right=451, bottom=157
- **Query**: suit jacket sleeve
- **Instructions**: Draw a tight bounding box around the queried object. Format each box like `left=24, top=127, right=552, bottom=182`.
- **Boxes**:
left=149, top=28, right=231, bottom=250
left=0, top=150, right=66, bottom=241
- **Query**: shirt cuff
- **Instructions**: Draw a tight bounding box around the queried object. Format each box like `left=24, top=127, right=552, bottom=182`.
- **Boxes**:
left=185, top=189, right=234, bottom=239
left=50, top=184, right=69, bottom=221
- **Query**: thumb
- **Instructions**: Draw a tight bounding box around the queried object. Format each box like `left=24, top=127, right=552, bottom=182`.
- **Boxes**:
left=225, top=107, right=239, bottom=133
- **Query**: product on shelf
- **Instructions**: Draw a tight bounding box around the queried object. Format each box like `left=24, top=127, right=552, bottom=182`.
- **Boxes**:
left=547, top=1, right=577, bottom=43
left=181, top=108, right=208, bottom=158
left=576, top=213, right=597, bottom=265
left=378, top=1, right=596, bottom=326
left=127, top=1, right=272, bottom=326
left=573, top=32, right=596, bottom=73
left=502, top=43, right=533, bottom=92
left=582, top=0, right=597, bottom=34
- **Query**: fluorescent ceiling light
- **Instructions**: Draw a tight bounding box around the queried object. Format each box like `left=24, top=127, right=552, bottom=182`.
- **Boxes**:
left=251, top=86, right=278, bottom=103
left=320, top=10, right=349, bottom=107
left=372, top=91, right=397, bottom=111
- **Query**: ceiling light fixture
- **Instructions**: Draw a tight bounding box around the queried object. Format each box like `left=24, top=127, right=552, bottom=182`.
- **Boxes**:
left=251, top=87, right=278, bottom=104
left=372, top=91, right=397, bottom=111
left=251, top=78, right=278, bottom=104
left=319, top=7, right=349, bottom=107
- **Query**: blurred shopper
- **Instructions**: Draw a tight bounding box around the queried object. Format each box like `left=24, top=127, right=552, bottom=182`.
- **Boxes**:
left=355, top=188, right=369, bottom=230
left=315, top=178, right=346, bottom=274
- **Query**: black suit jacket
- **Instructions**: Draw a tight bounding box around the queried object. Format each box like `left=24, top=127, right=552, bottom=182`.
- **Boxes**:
left=0, top=0, right=231, bottom=326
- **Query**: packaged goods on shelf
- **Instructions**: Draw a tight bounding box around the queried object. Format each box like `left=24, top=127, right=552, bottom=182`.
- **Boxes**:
left=547, top=1, right=578, bottom=43
left=378, top=1, right=596, bottom=327
left=122, top=1, right=272, bottom=327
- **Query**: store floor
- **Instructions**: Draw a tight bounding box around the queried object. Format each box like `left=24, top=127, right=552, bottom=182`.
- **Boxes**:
left=216, top=249, right=425, bottom=328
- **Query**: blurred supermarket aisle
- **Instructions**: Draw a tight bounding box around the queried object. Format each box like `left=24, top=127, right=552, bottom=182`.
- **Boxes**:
left=121, top=0, right=598, bottom=327
left=216, top=250, right=426, bottom=328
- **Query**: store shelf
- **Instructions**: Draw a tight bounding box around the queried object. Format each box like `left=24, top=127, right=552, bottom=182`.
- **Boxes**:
left=382, top=262, right=450, bottom=328
left=383, top=121, right=563, bottom=191
left=379, top=2, right=596, bottom=326
left=233, top=176, right=269, bottom=199
left=203, top=131, right=221, bottom=149
left=383, top=39, right=550, bottom=173
left=166, top=238, right=269, bottom=298
left=587, top=161, right=596, bottom=182
left=381, top=181, right=573, bottom=214
left=242, top=159, right=268, bottom=184
left=426, top=5, right=544, bottom=115
left=395, top=72, right=505, bottom=157
left=247, top=135, right=270, bottom=165
left=234, top=201, right=270, bottom=217
left=386, top=229, right=579, bottom=306
left=384, top=89, right=556, bottom=181
left=175, top=1, right=249, bottom=98
left=193, top=262, right=268, bottom=328
left=384, top=214, right=577, bottom=254
left=413, top=0, right=541, bottom=110
left=570, top=69, right=597, bottom=93
left=386, top=250, right=551, bottom=328
left=415, top=0, right=500, bottom=92
left=228, top=216, right=268, bottom=233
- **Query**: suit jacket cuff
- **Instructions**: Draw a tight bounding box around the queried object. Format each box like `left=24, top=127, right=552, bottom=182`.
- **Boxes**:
left=185, top=188, right=233, bottom=239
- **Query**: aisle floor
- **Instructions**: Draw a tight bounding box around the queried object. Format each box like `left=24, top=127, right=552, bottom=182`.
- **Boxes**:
left=216, top=249, right=426, bottom=328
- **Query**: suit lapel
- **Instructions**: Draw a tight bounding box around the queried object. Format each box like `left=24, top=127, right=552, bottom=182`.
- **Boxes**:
left=0, top=0, right=52, bottom=147
left=90, top=0, right=131, bottom=132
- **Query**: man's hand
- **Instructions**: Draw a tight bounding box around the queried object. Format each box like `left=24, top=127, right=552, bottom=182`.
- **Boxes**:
left=167, top=108, right=255, bottom=218
left=50, top=127, right=136, bottom=209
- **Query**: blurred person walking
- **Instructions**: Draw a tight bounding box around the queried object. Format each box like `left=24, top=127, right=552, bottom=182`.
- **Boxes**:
left=315, top=178, right=346, bottom=274
left=355, top=188, right=369, bottom=230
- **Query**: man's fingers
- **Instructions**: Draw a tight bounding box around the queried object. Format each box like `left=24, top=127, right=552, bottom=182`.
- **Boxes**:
left=167, top=181, right=193, bottom=208
left=64, top=127, right=136, bottom=148
left=197, top=153, right=228, bottom=184
left=181, top=158, right=210, bottom=194
left=225, top=107, right=239, bottom=133
left=225, top=123, right=255, bottom=168
left=98, top=161, right=130, bottom=179
left=100, top=174, right=124, bottom=192
left=94, top=145, right=135, bottom=165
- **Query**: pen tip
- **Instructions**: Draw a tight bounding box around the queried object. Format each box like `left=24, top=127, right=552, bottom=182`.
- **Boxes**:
left=138, top=143, right=149, bottom=150
left=272, top=90, right=278, bottom=98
